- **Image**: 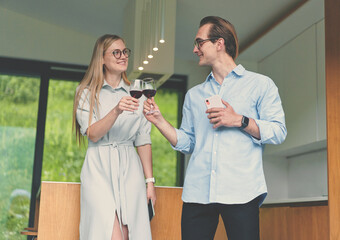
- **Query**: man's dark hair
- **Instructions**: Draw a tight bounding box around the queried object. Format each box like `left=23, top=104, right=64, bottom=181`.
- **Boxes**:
left=200, top=16, right=239, bottom=59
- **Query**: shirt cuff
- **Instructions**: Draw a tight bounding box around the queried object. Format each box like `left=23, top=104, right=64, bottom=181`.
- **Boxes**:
left=80, top=126, right=88, bottom=136
left=134, top=133, right=152, bottom=147
left=171, top=128, right=189, bottom=151
left=253, top=119, right=274, bottom=145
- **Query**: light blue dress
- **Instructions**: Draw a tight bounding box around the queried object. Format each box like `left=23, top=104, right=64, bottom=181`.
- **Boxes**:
left=76, top=79, right=152, bottom=240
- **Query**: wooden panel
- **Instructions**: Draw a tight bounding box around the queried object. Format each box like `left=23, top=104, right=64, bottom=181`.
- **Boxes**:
left=260, top=207, right=289, bottom=240
left=32, top=182, right=330, bottom=239
left=151, top=187, right=183, bottom=239
left=325, top=0, right=340, bottom=239
left=214, top=216, right=228, bottom=240
left=288, top=206, right=329, bottom=240
left=20, top=230, right=38, bottom=236
left=260, top=205, right=329, bottom=240
left=37, top=182, right=80, bottom=240
left=151, top=187, right=227, bottom=240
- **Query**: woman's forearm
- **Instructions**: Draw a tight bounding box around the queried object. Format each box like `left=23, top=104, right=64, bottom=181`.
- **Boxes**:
left=137, top=144, right=153, bottom=179
left=87, top=107, right=120, bottom=142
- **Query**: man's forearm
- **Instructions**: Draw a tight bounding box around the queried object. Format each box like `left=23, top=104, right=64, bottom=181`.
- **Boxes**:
left=243, top=118, right=261, bottom=140
left=154, top=118, right=178, bottom=146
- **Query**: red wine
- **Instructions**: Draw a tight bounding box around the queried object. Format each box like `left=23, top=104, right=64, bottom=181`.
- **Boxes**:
left=142, top=89, right=157, bottom=98
left=130, top=90, right=143, bottom=99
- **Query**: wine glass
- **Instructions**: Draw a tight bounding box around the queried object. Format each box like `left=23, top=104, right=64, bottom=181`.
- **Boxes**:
left=142, top=78, right=159, bottom=115
left=129, top=79, right=143, bottom=114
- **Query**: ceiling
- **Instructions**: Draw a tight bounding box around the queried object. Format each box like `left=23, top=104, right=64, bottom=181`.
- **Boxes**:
left=0, top=0, right=308, bottom=62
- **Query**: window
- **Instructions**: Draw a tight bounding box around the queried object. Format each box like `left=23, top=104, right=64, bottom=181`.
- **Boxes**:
left=42, top=79, right=86, bottom=182
left=150, top=88, right=179, bottom=186
left=154, top=77, right=187, bottom=186
left=0, top=74, right=40, bottom=239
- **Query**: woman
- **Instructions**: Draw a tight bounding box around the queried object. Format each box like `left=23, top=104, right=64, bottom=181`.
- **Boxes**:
left=73, top=34, right=156, bottom=240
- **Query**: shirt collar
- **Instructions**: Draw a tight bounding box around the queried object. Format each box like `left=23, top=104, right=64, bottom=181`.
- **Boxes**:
left=102, top=79, right=129, bottom=93
left=205, top=64, right=245, bottom=83
left=232, top=64, right=245, bottom=76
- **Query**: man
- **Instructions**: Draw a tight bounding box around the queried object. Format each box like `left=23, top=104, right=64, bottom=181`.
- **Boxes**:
left=144, top=16, right=287, bottom=240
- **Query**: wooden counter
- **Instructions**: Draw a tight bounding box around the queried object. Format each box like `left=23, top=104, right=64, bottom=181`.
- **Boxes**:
left=22, top=181, right=329, bottom=239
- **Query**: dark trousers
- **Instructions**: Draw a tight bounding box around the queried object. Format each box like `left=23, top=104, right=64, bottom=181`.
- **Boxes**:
left=181, top=195, right=262, bottom=240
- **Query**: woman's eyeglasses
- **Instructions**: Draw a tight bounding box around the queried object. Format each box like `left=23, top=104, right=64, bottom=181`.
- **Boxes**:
left=111, top=48, right=131, bottom=59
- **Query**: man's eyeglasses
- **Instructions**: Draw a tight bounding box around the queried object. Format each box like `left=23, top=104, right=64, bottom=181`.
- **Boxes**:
left=193, top=38, right=219, bottom=50
left=112, top=48, right=131, bottom=59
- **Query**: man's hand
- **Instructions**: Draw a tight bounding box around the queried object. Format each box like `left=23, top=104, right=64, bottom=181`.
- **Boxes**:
left=143, top=97, right=163, bottom=123
left=206, top=99, right=242, bottom=129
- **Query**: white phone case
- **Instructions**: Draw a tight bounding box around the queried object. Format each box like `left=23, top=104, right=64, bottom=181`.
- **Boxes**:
left=205, top=95, right=224, bottom=109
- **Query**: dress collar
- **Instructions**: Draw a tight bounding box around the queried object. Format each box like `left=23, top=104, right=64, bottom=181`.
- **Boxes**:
left=103, top=79, right=129, bottom=93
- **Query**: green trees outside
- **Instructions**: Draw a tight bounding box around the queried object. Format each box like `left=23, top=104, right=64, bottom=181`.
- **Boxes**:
left=1, top=75, right=39, bottom=239
left=0, top=75, right=179, bottom=239
left=42, top=80, right=87, bottom=182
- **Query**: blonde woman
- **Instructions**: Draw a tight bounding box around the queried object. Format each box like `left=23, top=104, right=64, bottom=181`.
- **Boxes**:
left=73, top=34, right=156, bottom=240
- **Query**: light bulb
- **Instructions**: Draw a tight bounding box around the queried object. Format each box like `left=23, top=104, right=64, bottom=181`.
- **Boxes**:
left=138, top=66, right=144, bottom=71
left=143, top=60, right=149, bottom=64
left=159, top=39, right=165, bottom=43
left=148, top=55, right=153, bottom=59
left=153, top=47, right=159, bottom=51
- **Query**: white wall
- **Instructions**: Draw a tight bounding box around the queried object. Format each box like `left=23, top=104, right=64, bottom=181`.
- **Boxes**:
left=287, top=149, right=327, bottom=198
left=174, top=58, right=211, bottom=89
left=0, top=7, right=96, bottom=65
left=258, top=20, right=327, bottom=202
left=236, top=60, right=258, bottom=72
left=263, top=156, right=289, bottom=201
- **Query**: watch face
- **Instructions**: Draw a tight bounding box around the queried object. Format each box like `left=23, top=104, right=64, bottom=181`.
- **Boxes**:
left=241, top=116, right=249, bottom=128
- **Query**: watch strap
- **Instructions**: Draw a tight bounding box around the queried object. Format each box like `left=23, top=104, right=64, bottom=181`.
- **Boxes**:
left=145, top=177, right=155, bottom=183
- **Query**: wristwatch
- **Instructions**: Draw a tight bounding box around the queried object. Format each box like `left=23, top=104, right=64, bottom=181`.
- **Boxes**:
left=145, top=177, right=155, bottom=184
left=240, top=116, right=249, bottom=129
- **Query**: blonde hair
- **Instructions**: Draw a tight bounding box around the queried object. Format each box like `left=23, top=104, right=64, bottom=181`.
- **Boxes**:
left=73, top=34, right=130, bottom=144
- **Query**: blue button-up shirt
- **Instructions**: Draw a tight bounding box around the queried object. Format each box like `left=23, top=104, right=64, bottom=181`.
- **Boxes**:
left=173, top=65, right=287, bottom=204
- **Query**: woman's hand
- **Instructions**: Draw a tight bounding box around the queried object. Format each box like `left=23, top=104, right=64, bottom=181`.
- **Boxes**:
left=146, top=182, right=156, bottom=206
left=115, top=96, right=139, bottom=114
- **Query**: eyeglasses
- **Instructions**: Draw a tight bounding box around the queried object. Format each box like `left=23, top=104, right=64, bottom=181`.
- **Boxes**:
left=111, top=48, right=131, bottom=59
left=193, top=38, right=219, bottom=50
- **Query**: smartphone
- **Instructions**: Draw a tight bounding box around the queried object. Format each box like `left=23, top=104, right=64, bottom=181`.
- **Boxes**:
left=205, top=95, right=224, bottom=109
left=148, top=199, right=155, bottom=221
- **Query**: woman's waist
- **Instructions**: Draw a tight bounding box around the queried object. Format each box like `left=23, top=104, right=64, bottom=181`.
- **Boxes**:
left=88, top=139, right=134, bottom=148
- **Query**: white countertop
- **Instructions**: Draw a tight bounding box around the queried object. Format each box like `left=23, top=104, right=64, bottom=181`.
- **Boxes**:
left=263, top=196, right=328, bottom=204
